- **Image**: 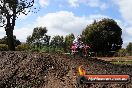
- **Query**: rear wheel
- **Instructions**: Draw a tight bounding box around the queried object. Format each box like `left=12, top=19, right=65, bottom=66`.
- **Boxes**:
left=80, top=48, right=87, bottom=58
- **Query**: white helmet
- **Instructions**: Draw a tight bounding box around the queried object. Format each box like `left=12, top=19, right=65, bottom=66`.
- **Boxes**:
left=77, top=35, right=81, bottom=40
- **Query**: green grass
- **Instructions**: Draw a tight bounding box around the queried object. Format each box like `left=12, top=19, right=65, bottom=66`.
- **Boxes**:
left=110, top=61, right=132, bottom=65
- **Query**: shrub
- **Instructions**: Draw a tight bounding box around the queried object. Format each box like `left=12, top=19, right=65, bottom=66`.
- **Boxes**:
left=0, top=44, right=8, bottom=51
left=40, top=46, right=49, bottom=53
left=16, top=44, right=30, bottom=51
left=30, top=48, right=40, bottom=52
left=117, top=48, right=127, bottom=57
left=55, top=49, right=64, bottom=54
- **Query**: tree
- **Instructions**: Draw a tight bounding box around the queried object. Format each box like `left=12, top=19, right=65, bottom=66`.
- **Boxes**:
left=32, top=27, right=47, bottom=48
left=26, top=27, right=50, bottom=49
left=64, top=33, right=75, bottom=52
left=82, top=18, right=123, bottom=56
left=126, top=42, right=132, bottom=56
left=50, top=35, right=64, bottom=49
left=26, top=35, right=33, bottom=44
left=41, top=35, right=51, bottom=45
left=0, top=0, right=35, bottom=50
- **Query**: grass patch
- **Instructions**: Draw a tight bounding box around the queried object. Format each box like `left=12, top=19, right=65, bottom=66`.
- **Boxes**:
left=110, top=61, right=132, bottom=65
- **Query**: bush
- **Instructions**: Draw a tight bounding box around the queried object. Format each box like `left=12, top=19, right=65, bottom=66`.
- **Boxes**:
left=16, top=44, right=30, bottom=51
left=30, top=48, right=40, bottom=52
left=0, top=44, right=8, bottom=51
left=117, top=48, right=127, bottom=57
left=40, top=46, right=49, bottom=53
left=55, top=50, right=64, bottom=54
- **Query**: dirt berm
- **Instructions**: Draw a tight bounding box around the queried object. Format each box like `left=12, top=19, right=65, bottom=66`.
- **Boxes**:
left=0, top=51, right=132, bottom=88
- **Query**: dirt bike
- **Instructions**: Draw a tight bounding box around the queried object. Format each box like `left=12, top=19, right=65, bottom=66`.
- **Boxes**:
left=70, top=43, right=91, bottom=58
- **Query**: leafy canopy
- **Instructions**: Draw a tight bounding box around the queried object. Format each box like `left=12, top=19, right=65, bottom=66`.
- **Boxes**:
left=82, top=18, right=123, bottom=55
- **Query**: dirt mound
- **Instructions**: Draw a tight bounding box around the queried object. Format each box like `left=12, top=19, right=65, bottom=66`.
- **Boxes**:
left=0, top=52, right=70, bottom=88
left=0, top=52, right=132, bottom=88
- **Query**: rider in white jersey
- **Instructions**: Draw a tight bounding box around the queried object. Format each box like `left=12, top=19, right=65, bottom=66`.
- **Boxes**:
left=73, top=35, right=83, bottom=49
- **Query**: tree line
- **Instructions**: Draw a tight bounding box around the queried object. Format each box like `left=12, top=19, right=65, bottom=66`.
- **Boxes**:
left=25, top=26, right=75, bottom=53
left=23, top=18, right=129, bottom=56
left=1, top=17, right=132, bottom=56
left=25, top=18, right=132, bottom=56
left=0, top=0, right=132, bottom=56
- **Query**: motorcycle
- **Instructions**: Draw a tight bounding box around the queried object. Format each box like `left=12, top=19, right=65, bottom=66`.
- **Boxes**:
left=70, top=43, right=91, bottom=58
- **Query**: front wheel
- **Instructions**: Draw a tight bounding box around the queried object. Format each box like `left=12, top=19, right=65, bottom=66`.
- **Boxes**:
left=81, top=49, right=91, bottom=58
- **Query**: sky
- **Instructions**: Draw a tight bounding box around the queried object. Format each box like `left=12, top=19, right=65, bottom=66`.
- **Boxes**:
left=0, top=0, right=132, bottom=48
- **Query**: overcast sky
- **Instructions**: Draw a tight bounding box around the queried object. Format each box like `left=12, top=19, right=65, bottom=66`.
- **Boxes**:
left=0, top=0, right=132, bottom=48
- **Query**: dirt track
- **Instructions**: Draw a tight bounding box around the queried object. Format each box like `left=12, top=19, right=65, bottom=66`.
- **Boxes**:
left=0, top=51, right=132, bottom=88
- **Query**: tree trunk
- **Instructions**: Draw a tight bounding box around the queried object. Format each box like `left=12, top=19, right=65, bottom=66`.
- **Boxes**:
left=6, top=28, right=15, bottom=51
left=5, top=15, right=15, bottom=51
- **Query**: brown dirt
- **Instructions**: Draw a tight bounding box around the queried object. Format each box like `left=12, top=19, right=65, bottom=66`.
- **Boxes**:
left=0, top=51, right=132, bottom=88
left=98, top=56, right=132, bottom=61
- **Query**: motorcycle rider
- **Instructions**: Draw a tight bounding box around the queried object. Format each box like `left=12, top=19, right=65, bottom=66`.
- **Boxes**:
left=72, top=35, right=91, bottom=57
left=73, top=35, right=83, bottom=50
